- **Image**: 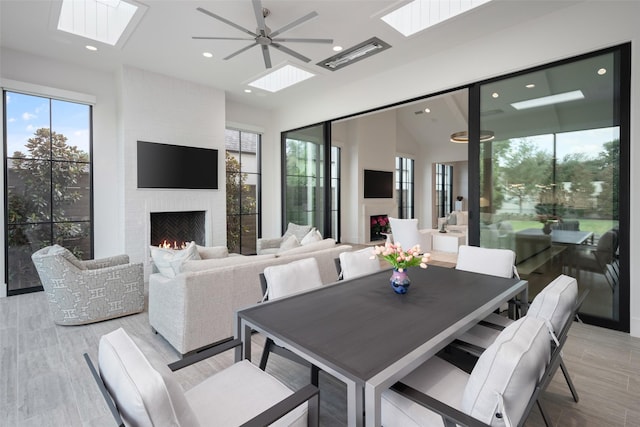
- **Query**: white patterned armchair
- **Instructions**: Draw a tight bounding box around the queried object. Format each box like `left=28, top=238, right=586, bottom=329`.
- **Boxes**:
left=31, top=245, right=144, bottom=325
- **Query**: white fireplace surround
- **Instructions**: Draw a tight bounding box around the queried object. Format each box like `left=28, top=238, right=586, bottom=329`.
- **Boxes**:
left=361, top=201, right=397, bottom=244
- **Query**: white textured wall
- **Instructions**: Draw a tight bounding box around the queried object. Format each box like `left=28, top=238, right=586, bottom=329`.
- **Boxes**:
left=120, top=67, right=226, bottom=277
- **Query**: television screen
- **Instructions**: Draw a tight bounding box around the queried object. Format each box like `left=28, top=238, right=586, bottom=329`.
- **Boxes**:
left=364, top=169, right=393, bottom=198
left=137, top=141, right=218, bottom=189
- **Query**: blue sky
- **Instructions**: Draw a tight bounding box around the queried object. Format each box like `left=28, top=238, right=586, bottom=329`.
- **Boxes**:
left=5, top=91, right=90, bottom=157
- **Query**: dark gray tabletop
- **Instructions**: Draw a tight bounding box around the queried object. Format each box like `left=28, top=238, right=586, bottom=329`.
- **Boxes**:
left=238, top=264, right=521, bottom=382
left=517, top=228, right=594, bottom=245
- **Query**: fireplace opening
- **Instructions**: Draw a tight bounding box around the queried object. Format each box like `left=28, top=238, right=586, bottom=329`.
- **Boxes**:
left=370, top=215, right=390, bottom=242
left=150, top=211, right=206, bottom=247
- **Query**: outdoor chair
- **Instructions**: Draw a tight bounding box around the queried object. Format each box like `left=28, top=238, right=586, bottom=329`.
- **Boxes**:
left=382, top=316, right=550, bottom=427
left=85, top=327, right=318, bottom=427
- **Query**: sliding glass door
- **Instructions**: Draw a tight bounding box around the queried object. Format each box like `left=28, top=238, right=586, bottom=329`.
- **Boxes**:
left=474, top=45, right=630, bottom=330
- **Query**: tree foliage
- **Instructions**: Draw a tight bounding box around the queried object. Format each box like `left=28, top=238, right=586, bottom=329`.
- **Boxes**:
left=225, top=151, right=256, bottom=252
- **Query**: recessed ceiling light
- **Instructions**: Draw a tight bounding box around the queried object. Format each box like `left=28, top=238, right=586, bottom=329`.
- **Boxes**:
left=85, top=45, right=98, bottom=51
left=492, top=92, right=499, bottom=98
left=248, top=64, right=315, bottom=93
left=597, top=68, right=607, bottom=75
left=424, top=108, right=431, bottom=113
left=511, top=90, right=584, bottom=110
left=526, top=83, right=536, bottom=88
left=244, top=89, right=252, bottom=93
left=202, top=52, right=213, bottom=58
left=381, top=0, right=491, bottom=37
left=333, top=46, right=343, bottom=52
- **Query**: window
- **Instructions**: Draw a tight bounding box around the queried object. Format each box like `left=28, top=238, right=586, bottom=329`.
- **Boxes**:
left=4, top=91, right=92, bottom=294
left=435, top=163, right=453, bottom=219
left=396, top=157, right=414, bottom=218
left=282, top=123, right=339, bottom=239
left=225, top=129, right=261, bottom=255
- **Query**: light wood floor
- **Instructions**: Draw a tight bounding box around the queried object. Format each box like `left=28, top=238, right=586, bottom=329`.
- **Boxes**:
left=2, top=286, right=639, bottom=426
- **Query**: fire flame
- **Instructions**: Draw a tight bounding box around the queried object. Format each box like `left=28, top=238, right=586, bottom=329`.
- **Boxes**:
left=158, top=240, right=187, bottom=250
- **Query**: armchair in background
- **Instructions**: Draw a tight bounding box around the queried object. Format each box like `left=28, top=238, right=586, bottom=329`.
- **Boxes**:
left=31, top=244, right=144, bottom=325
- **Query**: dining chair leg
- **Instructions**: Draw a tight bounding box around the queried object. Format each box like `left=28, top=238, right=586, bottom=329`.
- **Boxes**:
left=311, top=364, right=320, bottom=386
left=259, top=337, right=274, bottom=370
left=560, top=357, right=579, bottom=403
left=536, top=399, right=554, bottom=427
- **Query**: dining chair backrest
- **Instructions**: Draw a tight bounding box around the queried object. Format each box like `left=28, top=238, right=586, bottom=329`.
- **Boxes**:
left=456, top=245, right=518, bottom=278
left=527, top=274, right=578, bottom=337
left=388, top=217, right=428, bottom=251
left=262, top=257, right=323, bottom=300
left=462, top=316, right=550, bottom=426
left=98, top=328, right=199, bottom=427
left=339, top=248, right=381, bottom=280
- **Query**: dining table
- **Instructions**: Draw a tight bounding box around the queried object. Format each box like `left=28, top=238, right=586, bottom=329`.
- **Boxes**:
left=234, top=264, right=528, bottom=427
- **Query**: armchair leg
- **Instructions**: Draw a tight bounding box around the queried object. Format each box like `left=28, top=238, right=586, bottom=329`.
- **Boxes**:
left=536, top=399, right=553, bottom=427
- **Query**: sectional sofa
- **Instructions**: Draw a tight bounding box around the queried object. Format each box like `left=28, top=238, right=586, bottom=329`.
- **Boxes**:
left=148, top=238, right=353, bottom=355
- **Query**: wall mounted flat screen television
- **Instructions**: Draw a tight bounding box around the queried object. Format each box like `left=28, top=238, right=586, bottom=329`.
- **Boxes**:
left=364, top=169, right=393, bottom=198
left=137, top=141, right=218, bottom=189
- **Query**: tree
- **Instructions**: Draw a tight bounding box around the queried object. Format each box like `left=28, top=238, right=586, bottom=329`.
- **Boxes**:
left=596, top=139, right=620, bottom=218
left=225, top=151, right=256, bottom=253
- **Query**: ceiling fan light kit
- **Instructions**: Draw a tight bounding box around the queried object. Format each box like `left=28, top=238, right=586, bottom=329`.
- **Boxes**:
left=193, top=0, right=333, bottom=69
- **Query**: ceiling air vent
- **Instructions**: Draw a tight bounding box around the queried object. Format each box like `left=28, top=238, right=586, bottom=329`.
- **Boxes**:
left=317, top=37, right=391, bottom=71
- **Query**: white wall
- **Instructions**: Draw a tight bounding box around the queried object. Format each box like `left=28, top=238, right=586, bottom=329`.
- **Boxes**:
left=269, top=1, right=640, bottom=336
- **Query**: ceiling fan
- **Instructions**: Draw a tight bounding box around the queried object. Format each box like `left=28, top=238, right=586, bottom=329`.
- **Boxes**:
left=193, top=0, right=333, bottom=69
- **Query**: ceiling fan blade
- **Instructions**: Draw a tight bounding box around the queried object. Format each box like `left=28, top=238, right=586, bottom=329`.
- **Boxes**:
left=252, top=0, right=267, bottom=36
left=196, top=7, right=258, bottom=38
left=261, top=44, right=272, bottom=68
left=269, top=11, right=318, bottom=38
left=193, top=36, right=256, bottom=41
left=271, top=37, right=334, bottom=44
left=270, top=42, right=311, bottom=63
left=224, top=42, right=258, bottom=60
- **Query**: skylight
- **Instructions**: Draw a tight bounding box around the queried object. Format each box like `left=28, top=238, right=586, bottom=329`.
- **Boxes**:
left=248, top=65, right=315, bottom=93
left=57, top=0, right=141, bottom=46
left=511, top=90, right=585, bottom=110
left=381, top=0, right=492, bottom=37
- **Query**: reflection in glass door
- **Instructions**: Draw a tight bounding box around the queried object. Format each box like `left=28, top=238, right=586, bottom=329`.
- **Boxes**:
left=475, top=45, right=629, bottom=330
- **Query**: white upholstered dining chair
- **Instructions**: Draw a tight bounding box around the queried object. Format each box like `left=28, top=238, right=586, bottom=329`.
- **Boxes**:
left=382, top=316, right=550, bottom=427
left=388, top=217, right=432, bottom=252
left=338, top=247, right=382, bottom=280
left=85, top=327, right=318, bottom=427
left=259, top=258, right=324, bottom=377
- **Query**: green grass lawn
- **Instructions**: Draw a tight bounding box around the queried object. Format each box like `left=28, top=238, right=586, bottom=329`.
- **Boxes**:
left=506, top=219, right=616, bottom=236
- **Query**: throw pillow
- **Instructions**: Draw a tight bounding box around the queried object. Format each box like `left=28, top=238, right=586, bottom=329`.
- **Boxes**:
left=300, top=228, right=323, bottom=245
left=278, top=235, right=301, bottom=252
left=150, top=241, right=200, bottom=278
left=282, top=223, right=313, bottom=242
left=196, top=245, right=228, bottom=259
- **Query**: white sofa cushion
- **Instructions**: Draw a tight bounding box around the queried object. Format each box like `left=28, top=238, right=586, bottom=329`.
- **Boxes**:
left=98, top=328, right=199, bottom=427
left=339, top=248, right=381, bottom=280
left=301, top=228, right=323, bottom=245
left=181, top=254, right=276, bottom=273
left=150, top=241, right=201, bottom=278
left=263, top=257, right=323, bottom=300
left=276, top=238, right=336, bottom=257
left=278, top=235, right=301, bottom=252
left=282, top=222, right=313, bottom=242
left=196, top=245, right=228, bottom=259
left=462, top=316, right=549, bottom=425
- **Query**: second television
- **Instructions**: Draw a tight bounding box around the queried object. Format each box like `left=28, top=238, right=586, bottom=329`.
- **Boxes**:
left=363, top=169, right=393, bottom=198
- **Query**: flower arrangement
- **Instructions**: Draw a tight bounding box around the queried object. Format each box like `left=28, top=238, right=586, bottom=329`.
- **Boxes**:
left=371, top=215, right=391, bottom=235
left=371, top=242, right=431, bottom=272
